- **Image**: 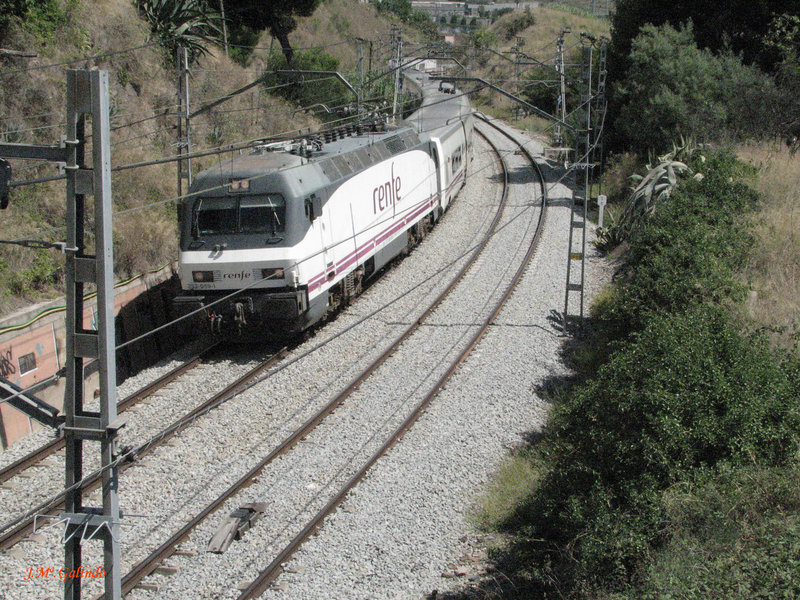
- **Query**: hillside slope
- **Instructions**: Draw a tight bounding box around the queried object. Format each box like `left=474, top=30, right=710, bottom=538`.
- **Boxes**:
left=0, top=0, right=399, bottom=317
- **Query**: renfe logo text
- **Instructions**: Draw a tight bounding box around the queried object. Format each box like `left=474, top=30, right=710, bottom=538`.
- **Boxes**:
left=373, top=163, right=402, bottom=214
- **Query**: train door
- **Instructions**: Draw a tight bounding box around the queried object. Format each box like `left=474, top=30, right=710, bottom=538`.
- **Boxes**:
left=460, top=122, right=469, bottom=178
left=431, top=140, right=445, bottom=216
left=318, top=205, right=336, bottom=286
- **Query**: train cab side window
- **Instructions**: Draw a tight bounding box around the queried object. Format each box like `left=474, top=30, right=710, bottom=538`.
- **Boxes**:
left=450, top=145, right=463, bottom=175
left=305, top=194, right=322, bottom=222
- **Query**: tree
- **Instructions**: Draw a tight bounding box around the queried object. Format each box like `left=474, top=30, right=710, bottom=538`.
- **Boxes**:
left=606, top=1, right=800, bottom=153
left=614, top=23, right=781, bottom=154
left=224, top=0, right=322, bottom=66
left=470, top=26, right=496, bottom=49
left=610, top=0, right=800, bottom=79
left=137, top=0, right=223, bottom=62
left=374, top=0, right=412, bottom=21
left=263, top=48, right=347, bottom=112
left=500, top=5, right=535, bottom=40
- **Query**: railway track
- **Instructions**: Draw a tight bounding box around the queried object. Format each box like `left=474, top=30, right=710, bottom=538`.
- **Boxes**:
left=0, top=344, right=220, bottom=486
left=0, top=345, right=286, bottom=552
left=112, top=123, right=546, bottom=598
left=236, top=116, right=547, bottom=600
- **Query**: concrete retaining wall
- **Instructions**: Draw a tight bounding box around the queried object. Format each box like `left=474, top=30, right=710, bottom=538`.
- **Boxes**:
left=0, top=263, right=188, bottom=450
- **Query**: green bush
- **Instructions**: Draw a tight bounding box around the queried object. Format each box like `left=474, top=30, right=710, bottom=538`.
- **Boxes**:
left=227, top=24, right=260, bottom=67
left=0, top=0, right=71, bottom=41
left=499, top=6, right=535, bottom=40
left=520, top=305, right=800, bottom=594
left=633, top=465, right=800, bottom=600
left=24, top=0, right=68, bottom=39
left=498, top=148, right=800, bottom=598
left=9, top=250, right=63, bottom=295
left=263, top=49, right=352, bottom=116
left=595, top=150, right=758, bottom=338
left=137, top=0, right=223, bottom=63
left=614, top=23, right=782, bottom=154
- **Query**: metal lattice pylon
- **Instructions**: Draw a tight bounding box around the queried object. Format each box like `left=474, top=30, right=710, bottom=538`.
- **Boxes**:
left=563, top=43, right=593, bottom=331
left=62, top=69, right=122, bottom=600
left=176, top=47, right=193, bottom=198
left=592, top=40, right=608, bottom=184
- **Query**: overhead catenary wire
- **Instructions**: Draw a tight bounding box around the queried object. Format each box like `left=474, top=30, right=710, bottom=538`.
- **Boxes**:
left=10, top=86, right=483, bottom=355
left=108, top=91, right=384, bottom=155
left=98, top=89, right=547, bottom=356
left=3, top=54, right=394, bottom=159
left=3, top=75, right=580, bottom=322
left=0, top=40, right=161, bottom=76
left=5, top=74, right=360, bottom=186
left=0, top=114, right=602, bottom=539
left=0, top=151, right=534, bottom=539
left=4, top=69, right=548, bottom=235
left=4, top=84, right=476, bottom=249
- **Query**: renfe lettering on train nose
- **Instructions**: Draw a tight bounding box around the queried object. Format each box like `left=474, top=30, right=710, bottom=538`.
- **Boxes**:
left=373, top=163, right=402, bottom=214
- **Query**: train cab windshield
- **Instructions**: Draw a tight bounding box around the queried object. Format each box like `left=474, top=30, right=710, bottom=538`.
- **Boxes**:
left=193, top=194, right=286, bottom=238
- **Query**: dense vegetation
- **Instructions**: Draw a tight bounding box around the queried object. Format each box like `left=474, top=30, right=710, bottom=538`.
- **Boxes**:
left=224, top=0, right=322, bottom=65
left=607, top=0, right=800, bottom=151
left=613, top=23, right=782, bottom=154
left=372, top=0, right=438, bottom=39
left=465, top=2, right=800, bottom=599
left=469, top=148, right=800, bottom=600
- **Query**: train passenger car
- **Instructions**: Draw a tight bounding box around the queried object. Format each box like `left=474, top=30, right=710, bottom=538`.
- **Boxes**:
left=174, top=74, right=473, bottom=337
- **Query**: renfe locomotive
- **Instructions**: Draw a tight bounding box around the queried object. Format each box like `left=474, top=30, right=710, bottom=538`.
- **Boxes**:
left=174, top=71, right=473, bottom=336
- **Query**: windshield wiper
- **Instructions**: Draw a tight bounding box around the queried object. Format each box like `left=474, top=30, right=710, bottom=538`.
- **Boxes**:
left=191, top=199, right=202, bottom=239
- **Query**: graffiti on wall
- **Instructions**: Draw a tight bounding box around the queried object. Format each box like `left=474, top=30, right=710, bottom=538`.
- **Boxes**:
left=0, top=348, right=15, bottom=378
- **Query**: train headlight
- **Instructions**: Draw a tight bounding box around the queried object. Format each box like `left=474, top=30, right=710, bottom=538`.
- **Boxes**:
left=192, top=270, right=214, bottom=282
left=229, top=179, right=250, bottom=191
left=261, top=267, right=284, bottom=280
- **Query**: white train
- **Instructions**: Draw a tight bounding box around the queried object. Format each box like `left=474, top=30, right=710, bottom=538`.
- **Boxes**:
left=174, top=73, right=473, bottom=336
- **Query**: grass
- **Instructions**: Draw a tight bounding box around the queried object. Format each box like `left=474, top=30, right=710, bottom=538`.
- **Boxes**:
left=738, top=141, right=800, bottom=349
left=473, top=6, right=610, bottom=142
left=470, top=450, right=543, bottom=531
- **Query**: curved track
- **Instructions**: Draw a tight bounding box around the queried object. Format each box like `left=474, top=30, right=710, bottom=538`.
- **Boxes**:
left=236, top=114, right=547, bottom=600
left=0, top=345, right=286, bottom=552
left=0, top=344, right=220, bottom=486
left=113, top=122, right=546, bottom=599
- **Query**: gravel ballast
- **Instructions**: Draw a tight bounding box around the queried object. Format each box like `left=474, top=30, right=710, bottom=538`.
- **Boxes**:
left=0, top=123, right=613, bottom=600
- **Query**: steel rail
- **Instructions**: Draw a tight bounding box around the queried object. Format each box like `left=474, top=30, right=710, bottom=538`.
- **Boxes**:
left=0, top=346, right=286, bottom=552
left=115, top=129, right=510, bottom=597
left=0, top=343, right=220, bottom=485
left=238, top=120, right=547, bottom=598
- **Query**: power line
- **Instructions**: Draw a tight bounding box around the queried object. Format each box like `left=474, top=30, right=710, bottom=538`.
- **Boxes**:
left=8, top=84, right=387, bottom=188
left=0, top=40, right=160, bottom=76
left=4, top=78, right=473, bottom=242
left=0, top=127, right=554, bottom=540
